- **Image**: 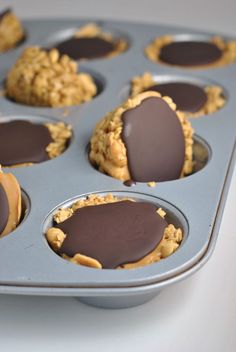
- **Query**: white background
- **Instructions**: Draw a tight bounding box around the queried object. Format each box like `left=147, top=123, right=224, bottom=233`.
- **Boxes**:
left=1, top=1, right=236, bottom=351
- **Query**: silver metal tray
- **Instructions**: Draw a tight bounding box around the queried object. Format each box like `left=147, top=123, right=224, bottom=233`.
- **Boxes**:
left=0, top=19, right=236, bottom=309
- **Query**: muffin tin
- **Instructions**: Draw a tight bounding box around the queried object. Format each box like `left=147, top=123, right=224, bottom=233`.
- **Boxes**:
left=0, top=19, right=236, bottom=309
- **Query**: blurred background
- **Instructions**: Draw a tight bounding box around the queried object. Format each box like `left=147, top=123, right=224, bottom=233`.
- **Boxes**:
left=6, top=0, right=236, bottom=35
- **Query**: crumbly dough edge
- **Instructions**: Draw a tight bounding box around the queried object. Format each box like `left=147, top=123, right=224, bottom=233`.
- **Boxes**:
left=130, top=72, right=226, bottom=118
left=46, top=194, right=183, bottom=269
left=0, top=11, right=24, bottom=53
left=6, top=47, right=97, bottom=107
left=145, top=35, right=236, bottom=68
left=89, top=91, right=194, bottom=181
left=74, top=23, right=128, bottom=58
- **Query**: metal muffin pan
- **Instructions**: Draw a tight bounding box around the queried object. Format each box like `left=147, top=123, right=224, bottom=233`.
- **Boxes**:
left=0, top=19, right=236, bottom=309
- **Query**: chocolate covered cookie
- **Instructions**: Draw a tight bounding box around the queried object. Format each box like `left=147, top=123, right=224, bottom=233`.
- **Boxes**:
left=145, top=36, right=236, bottom=68
left=0, top=8, right=24, bottom=53
left=54, top=23, right=127, bottom=60
left=6, top=47, right=97, bottom=107
left=0, top=120, right=72, bottom=167
left=131, top=72, right=226, bottom=118
left=89, top=91, right=193, bottom=183
left=46, top=194, right=183, bottom=269
left=0, top=168, right=22, bottom=237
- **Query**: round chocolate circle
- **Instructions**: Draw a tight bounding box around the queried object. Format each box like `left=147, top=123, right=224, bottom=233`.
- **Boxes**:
left=159, top=41, right=222, bottom=66
left=121, top=97, right=185, bottom=182
left=0, top=184, right=9, bottom=234
left=57, top=200, right=167, bottom=269
left=55, top=36, right=115, bottom=60
left=0, top=120, right=53, bottom=166
left=146, top=82, right=207, bottom=112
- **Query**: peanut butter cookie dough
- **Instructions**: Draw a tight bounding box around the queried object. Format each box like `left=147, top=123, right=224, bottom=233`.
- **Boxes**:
left=46, top=194, right=183, bottom=269
left=6, top=47, right=97, bottom=107
left=55, top=23, right=128, bottom=60
left=0, top=167, right=22, bottom=237
left=90, top=91, right=193, bottom=183
left=0, top=120, right=72, bottom=167
left=145, top=36, right=236, bottom=68
left=0, top=8, right=24, bottom=53
left=131, top=72, right=226, bottom=118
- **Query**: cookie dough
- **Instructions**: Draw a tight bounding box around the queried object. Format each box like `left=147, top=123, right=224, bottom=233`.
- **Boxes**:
left=6, top=47, right=97, bottom=107
left=0, top=120, right=72, bottom=167
left=90, top=91, right=193, bottom=182
left=145, top=36, right=236, bottom=68
left=0, top=8, right=24, bottom=53
left=55, top=23, right=127, bottom=60
left=131, top=72, right=226, bottom=118
left=46, top=194, right=183, bottom=269
left=0, top=168, right=21, bottom=237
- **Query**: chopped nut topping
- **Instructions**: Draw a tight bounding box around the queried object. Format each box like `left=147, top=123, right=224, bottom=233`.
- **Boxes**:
left=6, top=47, right=97, bottom=107
left=0, top=10, right=24, bottom=53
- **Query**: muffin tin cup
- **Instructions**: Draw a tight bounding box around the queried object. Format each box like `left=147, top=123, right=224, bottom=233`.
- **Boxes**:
left=0, top=19, right=236, bottom=308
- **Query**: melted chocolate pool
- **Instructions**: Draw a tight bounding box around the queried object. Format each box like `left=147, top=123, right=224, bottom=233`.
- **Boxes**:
left=159, top=41, right=222, bottom=66
left=57, top=200, right=167, bottom=269
left=0, top=120, right=53, bottom=166
left=55, top=36, right=115, bottom=60
left=0, top=184, right=9, bottom=234
left=121, top=97, right=185, bottom=182
left=146, top=82, right=207, bottom=112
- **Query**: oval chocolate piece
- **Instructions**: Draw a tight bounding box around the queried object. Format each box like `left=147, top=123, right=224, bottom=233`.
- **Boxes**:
left=121, top=97, right=185, bottom=182
left=0, top=184, right=9, bottom=234
left=159, top=41, right=222, bottom=66
left=55, top=36, right=115, bottom=60
left=146, top=82, right=207, bottom=112
left=0, top=120, right=53, bottom=166
left=57, top=200, right=167, bottom=269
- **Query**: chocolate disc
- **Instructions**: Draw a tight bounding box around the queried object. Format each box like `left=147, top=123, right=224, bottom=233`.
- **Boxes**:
left=121, top=97, right=185, bottom=182
left=0, top=8, right=11, bottom=21
left=57, top=200, right=167, bottom=269
left=0, top=184, right=9, bottom=234
left=159, top=41, right=222, bottom=66
left=0, top=120, right=53, bottom=166
left=146, top=82, right=207, bottom=112
left=55, top=36, right=115, bottom=60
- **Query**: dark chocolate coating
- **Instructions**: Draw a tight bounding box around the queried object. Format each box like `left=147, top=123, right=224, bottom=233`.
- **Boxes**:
left=121, top=97, right=185, bottom=182
left=159, top=41, right=222, bottom=66
left=0, top=120, right=53, bottom=166
left=146, top=82, right=207, bottom=112
left=123, top=180, right=136, bottom=187
left=0, top=184, right=9, bottom=234
left=57, top=200, right=167, bottom=269
left=0, top=8, right=11, bottom=21
left=55, top=36, right=115, bottom=60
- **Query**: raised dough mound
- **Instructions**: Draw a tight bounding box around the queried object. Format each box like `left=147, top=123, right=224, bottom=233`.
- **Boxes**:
left=90, top=91, right=194, bottom=181
left=6, top=47, right=97, bottom=107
